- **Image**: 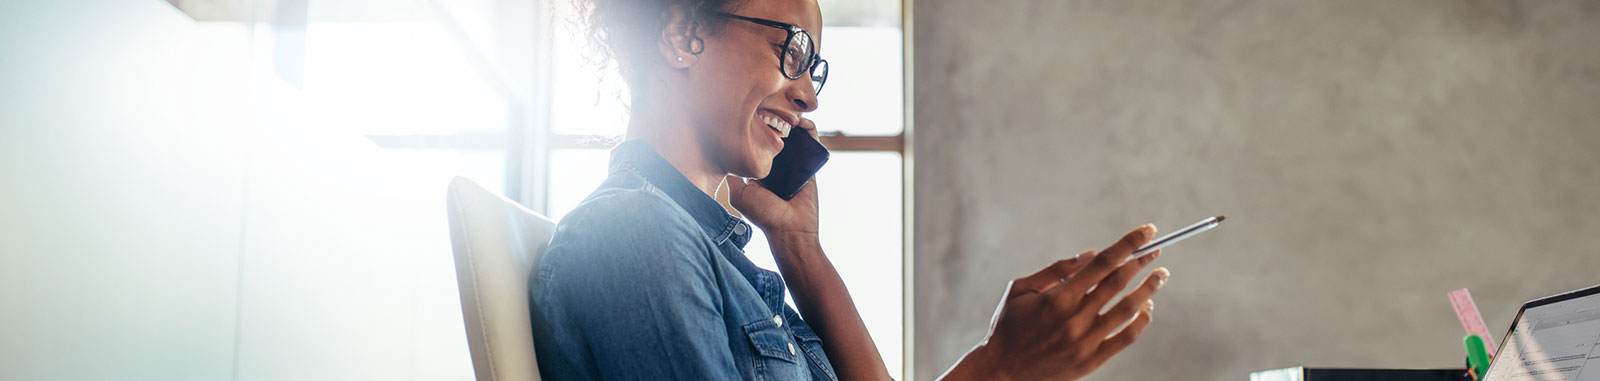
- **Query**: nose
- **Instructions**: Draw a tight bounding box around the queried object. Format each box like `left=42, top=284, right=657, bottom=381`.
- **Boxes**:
left=788, top=77, right=819, bottom=113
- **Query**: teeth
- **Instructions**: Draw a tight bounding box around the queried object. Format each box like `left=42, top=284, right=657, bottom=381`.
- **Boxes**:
left=763, top=115, right=792, bottom=138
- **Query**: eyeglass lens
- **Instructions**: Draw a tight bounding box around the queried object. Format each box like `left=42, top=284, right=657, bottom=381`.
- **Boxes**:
left=783, top=30, right=812, bottom=78
left=810, top=60, right=827, bottom=93
left=783, top=29, right=826, bottom=93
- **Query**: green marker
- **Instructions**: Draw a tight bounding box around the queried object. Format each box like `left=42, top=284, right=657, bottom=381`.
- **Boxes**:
left=1465, top=334, right=1491, bottom=379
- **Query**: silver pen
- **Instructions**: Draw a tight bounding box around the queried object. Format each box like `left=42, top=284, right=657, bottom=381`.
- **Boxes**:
left=1129, top=215, right=1226, bottom=260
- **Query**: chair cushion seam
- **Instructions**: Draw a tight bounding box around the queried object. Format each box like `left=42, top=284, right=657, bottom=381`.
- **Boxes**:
left=452, top=191, right=499, bottom=381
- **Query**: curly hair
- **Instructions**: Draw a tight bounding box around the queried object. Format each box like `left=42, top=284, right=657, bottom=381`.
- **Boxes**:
left=574, top=0, right=751, bottom=92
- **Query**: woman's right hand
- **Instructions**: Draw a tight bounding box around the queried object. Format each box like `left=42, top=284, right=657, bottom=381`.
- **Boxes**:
left=941, top=225, right=1171, bottom=381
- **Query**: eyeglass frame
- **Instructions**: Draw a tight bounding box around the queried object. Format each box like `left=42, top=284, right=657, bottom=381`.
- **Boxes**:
left=712, top=11, right=829, bottom=94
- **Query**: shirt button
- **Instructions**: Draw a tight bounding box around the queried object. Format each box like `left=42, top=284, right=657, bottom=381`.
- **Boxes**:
left=788, top=342, right=796, bottom=356
left=733, top=223, right=748, bottom=235
left=773, top=315, right=783, bottom=327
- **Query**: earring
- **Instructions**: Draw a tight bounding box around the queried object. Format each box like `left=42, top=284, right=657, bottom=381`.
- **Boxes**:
left=676, top=56, right=684, bottom=63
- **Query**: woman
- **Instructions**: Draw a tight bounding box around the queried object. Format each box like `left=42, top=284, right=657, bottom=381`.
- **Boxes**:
left=527, top=0, right=1171, bottom=379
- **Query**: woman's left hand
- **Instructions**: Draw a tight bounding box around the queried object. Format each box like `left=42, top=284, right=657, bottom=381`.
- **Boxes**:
left=727, top=118, right=820, bottom=242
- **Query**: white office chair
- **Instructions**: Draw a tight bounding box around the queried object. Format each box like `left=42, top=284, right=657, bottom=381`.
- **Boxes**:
left=446, top=177, right=555, bottom=381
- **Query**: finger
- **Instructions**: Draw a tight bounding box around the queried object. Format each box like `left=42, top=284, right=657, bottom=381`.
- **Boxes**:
left=1083, top=268, right=1168, bottom=340
left=797, top=117, right=818, bottom=132
left=725, top=175, right=749, bottom=201
left=1051, top=225, right=1156, bottom=303
left=725, top=175, right=775, bottom=209
left=1010, top=251, right=1095, bottom=297
left=1083, top=300, right=1155, bottom=371
left=793, top=175, right=819, bottom=200
left=1070, top=249, right=1159, bottom=322
left=725, top=175, right=746, bottom=196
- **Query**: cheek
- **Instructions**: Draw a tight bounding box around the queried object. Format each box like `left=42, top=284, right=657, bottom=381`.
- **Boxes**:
left=686, top=83, right=764, bottom=173
left=690, top=43, right=786, bottom=174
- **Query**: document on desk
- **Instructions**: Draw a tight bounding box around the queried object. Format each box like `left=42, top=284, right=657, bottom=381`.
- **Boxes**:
left=1486, top=291, right=1600, bottom=381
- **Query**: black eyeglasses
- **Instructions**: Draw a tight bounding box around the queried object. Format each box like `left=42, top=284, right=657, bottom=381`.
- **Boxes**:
left=714, top=12, right=829, bottom=95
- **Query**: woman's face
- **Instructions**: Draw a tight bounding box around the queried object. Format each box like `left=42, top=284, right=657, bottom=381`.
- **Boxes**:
left=682, top=0, right=822, bottom=179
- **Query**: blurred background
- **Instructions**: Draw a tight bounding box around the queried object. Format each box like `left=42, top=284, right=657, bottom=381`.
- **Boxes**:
left=1, top=0, right=1596, bottom=380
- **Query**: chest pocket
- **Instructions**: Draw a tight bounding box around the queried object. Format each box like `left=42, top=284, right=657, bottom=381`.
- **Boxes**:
left=791, top=325, right=837, bottom=381
left=743, top=317, right=809, bottom=380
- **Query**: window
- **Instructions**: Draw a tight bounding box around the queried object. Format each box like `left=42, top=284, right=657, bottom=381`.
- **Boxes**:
left=156, top=0, right=905, bottom=376
left=539, top=0, right=909, bottom=378
left=161, top=1, right=539, bottom=378
left=319, top=0, right=909, bottom=377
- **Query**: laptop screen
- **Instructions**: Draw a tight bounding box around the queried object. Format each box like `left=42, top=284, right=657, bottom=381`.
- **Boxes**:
left=1484, top=286, right=1600, bottom=381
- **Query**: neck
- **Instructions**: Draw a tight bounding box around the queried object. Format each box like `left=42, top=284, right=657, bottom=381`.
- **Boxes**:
left=624, top=97, right=726, bottom=198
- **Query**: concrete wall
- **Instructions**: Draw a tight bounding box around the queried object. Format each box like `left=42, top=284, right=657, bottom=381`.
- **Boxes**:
left=912, top=1, right=1600, bottom=379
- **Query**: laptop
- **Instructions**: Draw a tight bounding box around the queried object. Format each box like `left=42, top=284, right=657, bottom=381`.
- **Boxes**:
left=1483, top=284, right=1600, bottom=381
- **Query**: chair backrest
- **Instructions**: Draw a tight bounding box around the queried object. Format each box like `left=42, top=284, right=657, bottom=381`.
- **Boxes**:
left=446, top=177, right=555, bottom=381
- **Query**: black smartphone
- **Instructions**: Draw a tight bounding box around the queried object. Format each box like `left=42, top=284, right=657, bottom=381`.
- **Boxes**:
left=760, top=129, right=829, bottom=200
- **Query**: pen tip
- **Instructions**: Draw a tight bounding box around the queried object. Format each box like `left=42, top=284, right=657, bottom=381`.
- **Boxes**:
left=1216, top=215, right=1227, bottom=222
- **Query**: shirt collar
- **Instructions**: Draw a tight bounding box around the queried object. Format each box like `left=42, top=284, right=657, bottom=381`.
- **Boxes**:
left=608, top=139, right=751, bottom=248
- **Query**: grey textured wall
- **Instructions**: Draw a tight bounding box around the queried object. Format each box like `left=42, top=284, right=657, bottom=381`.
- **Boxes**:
left=911, top=1, right=1600, bottom=380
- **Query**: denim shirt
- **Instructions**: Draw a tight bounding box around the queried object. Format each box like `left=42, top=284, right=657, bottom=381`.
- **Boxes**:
left=529, top=140, right=838, bottom=380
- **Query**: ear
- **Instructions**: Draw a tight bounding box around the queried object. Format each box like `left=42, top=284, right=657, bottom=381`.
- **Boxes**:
left=657, top=5, right=700, bottom=69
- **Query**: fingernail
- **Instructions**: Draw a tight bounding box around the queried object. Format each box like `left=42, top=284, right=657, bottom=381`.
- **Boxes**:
left=1077, top=251, right=1094, bottom=261
left=1139, top=224, right=1155, bottom=239
left=1148, top=300, right=1156, bottom=313
left=1157, top=269, right=1170, bottom=286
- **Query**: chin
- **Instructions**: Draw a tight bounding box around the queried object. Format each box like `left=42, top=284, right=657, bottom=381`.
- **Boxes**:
left=735, top=152, right=774, bottom=179
left=747, top=161, right=773, bottom=180
left=742, top=146, right=779, bottom=179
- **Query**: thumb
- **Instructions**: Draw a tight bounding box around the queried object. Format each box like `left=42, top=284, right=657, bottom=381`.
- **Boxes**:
left=725, top=175, right=774, bottom=209
left=797, top=117, right=818, bottom=134
left=725, top=175, right=748, bottom=201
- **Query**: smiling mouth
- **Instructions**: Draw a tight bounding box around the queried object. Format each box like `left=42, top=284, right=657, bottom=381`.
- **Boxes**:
left=761, top=114, right=792, bottom=138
